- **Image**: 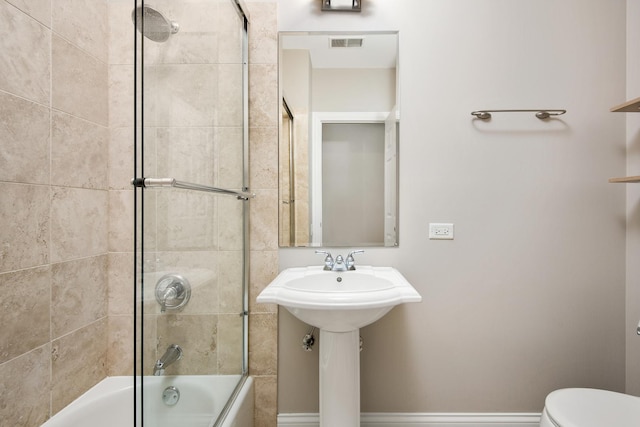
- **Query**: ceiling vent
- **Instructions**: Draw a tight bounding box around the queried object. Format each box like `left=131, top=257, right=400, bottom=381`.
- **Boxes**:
left=329, top=38, right=363, bottom=48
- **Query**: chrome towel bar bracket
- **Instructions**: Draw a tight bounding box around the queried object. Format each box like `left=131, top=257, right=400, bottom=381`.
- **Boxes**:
left=471, top=109, right=566, bottom=120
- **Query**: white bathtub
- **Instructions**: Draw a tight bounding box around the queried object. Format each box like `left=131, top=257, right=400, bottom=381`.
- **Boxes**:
left=41, top=375, right=254, bottom=427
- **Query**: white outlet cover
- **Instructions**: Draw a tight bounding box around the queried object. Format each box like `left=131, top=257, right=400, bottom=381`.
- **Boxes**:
left=429, top=223, right=454, bottom=240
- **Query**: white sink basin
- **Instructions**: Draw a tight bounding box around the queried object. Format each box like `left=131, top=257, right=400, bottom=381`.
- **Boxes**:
left=257, top=266, right=421, bottom=332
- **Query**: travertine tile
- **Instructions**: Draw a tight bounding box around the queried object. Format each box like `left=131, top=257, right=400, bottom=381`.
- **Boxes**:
left=250, top=127, right=278, bottom=190
left=50, top=187, right=108, bottom=263
left=52, top=35, right=108, bottom=126
left=0, top=91, right=50, bottom=184
left=52, top=0, right=108, bottom=63
left=249, top=189, right=279, bottom=251
left=156, top=314, right=217, bottom=375
left=0, top=345, right=51, bottom=427
left=253, top=375, right=277, bottom=427
left=216, top=126, right=243, bottom=189
left=0, top=1, right=50, bottom=104
left=108, top=0, right=134, bottom=65
left=218, top=250, right=243, bottom=313
left=156, top=127, right=216, bottom=185
left=0, top=183, right=50, bottom=272
left=51, top=319, right=108, bottom=413
left=215, top=0, right=243, bottom=64
left=6, top=0, right=52, bottom=27
left=108, top=315, right=133, bottom=376
left=249, top=63, right=278, bottom=128
left=108, top=252, right=134, bottom=316
left=51, top=111, right=108, bottom=190
left=109, top=190, right=134, bottom=252
left=247, top=1, right=277, bottom=65
left=217, top=314, right=243, bottom=374
left=51, top=255, right=108, bottom=338
left=0, top=266, right=51, bottom=364
left=249, top=250, right=278, bottom=313
left=147, top=64, right=218, bottom=127
left=249, top=313, right=277, bottom=376
left=109, top=65, right=134, bottom=128
left=218, top=196, right=244, bottom=251
left=217, top=64, right=243, bottom=127
left=157, top=191, right=217, bottom=251
left=109, top=127, right=135, bottom=190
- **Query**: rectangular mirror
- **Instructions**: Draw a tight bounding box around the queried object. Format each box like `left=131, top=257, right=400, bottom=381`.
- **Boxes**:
left=279, top=31, right=399, bottom=247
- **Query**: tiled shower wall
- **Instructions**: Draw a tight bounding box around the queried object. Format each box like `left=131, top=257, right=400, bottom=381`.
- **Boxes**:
left=0, top=0, right=111, bottom=424
left=0, top=0, right=279, bottom=425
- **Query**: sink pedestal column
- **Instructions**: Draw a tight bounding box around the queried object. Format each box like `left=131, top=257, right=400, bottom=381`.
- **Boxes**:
left=319, top=329, right=360, bottom=427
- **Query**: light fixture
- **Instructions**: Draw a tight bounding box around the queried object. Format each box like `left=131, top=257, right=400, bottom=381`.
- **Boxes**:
left=321, top=0, right=362, bottom=12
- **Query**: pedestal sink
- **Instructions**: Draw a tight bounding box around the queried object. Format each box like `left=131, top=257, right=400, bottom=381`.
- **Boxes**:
left=257, top=266, right=422, bottom=427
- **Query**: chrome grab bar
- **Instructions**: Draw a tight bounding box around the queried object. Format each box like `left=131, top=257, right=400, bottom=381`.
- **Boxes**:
left=132, top=177, right=254, bottom=200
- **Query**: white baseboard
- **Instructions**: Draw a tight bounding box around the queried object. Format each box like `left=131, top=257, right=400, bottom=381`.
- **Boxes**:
left=277, top=412, right=541, bottom=427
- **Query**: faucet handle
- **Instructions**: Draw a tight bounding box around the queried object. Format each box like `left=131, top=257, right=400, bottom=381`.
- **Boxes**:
left=315, top=250, right=334, bottom=271
left=346, top=250, right=364, bottom=270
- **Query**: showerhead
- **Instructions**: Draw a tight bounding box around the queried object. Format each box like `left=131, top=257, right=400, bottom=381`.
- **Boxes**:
left=131, top=5, right=179, bottom=43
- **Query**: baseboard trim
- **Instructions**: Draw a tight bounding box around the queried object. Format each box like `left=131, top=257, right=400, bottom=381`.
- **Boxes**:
left=277, top=412, right=542, bottom=427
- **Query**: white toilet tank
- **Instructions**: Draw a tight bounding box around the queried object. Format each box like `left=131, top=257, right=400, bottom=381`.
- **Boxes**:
left=541, top=388, right=640, bottom=427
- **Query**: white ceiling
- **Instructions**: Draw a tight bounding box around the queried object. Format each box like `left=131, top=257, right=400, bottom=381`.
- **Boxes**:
left=281, top=32, right=398, bottom=69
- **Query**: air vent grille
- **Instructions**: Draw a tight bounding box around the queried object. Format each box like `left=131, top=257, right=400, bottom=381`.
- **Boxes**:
left=330, top=38, right=363, bottom=48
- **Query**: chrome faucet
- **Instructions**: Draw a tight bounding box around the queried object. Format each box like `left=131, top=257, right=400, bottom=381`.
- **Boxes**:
left=315, top=250, right=364, bottom=271
left=154, top=344, right=183, bottom=376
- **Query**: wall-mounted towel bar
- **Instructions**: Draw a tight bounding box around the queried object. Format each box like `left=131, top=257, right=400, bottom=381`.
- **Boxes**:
left=471, top=109, right=566, bottom=120
left=132, top=177, right=254, bottom=200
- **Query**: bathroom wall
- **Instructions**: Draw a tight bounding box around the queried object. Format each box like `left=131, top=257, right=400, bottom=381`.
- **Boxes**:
left=0, top=0, right=110, bottom=424
left=277, top=0, right=628, bottom=414
left=625, top=0, right=640, bottom=396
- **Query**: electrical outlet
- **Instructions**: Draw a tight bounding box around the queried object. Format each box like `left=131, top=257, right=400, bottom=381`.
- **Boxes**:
left=429, top=223, right=454, bottom=240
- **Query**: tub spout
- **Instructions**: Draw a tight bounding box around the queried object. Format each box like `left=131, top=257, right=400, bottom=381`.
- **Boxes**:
left=154, top=344, right=183, bottom=376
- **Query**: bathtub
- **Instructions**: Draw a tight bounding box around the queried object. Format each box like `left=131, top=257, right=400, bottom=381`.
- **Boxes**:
left=41, top=375, right=254, bottom=427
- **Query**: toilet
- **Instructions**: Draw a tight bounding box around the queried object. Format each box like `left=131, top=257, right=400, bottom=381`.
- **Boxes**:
left=540, top=388, right=640, bottom=427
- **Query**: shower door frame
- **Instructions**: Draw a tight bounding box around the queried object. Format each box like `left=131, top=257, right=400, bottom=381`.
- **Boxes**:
left=132, top=0, right=251, bottom=425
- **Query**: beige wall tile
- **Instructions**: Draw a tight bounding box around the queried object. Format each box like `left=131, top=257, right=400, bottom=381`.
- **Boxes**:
left=51, top=111, right=108, bottom=189
left=108, top=315, right=133, bottom=376
left=218, top=196, right=244, bottom=251
left=108, top=0, right=134, bottom=65
left=0, top=1, right=50, bottom=104
left=108, top=252, right=134, bottom=316
left=253, top=375, right=278, bottom=427
left=6, top=0, right=52, bottom=27
left=109, top=127, right=135, bottom=190
left=217, top=314, right=243, bottom=374
left=215, top=0, right=243, bottom=64
left=250, top=189, right=278, bottom=251
left=216, top=126, right=244, bottom=189
left=0, top=91, right=50, bottom=184
left=50, top=187, right=108, bottom=263
left=217, top=64, right=243, bottom=127
left=218, top=250, right=243, bottom=313
left=156, top=314, right=217, bottom=375
left=51, top=255, right=108, bottom=339
left=0, top=266, right=51, bottom=364
left=247, top=1, right=277, bottom=65
left=52, top=35, right=108, bottom=126
left=250, top=127, right=278, bottom=190
left=249, top=64, right=277, bottom=128
left=109, top=190, right=134, bottom=252
left=0, top=345, right=51, bottom=426
left=249, top=250, right=278, bottom=313
left=0, top=183, right=50, bottom=272
left=146, top=64, right=221, bottom=127
left=51, top=318, right=108, bottom=413
left=156, top=127, right=216, bottom=185
left=52, top=0, right=108, bottom=63
left=109, top=64, right=134, bottom=128
left=156, top=191, right=217, bottom=251
left=249, top=313, right=277, bottom=376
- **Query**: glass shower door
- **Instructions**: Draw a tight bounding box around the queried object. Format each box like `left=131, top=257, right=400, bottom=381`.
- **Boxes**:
left=133, top=1, right=249, bottom=425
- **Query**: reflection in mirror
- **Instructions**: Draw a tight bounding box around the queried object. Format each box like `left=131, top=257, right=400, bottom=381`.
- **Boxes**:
left=279, top=31, right=399, bottom=247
